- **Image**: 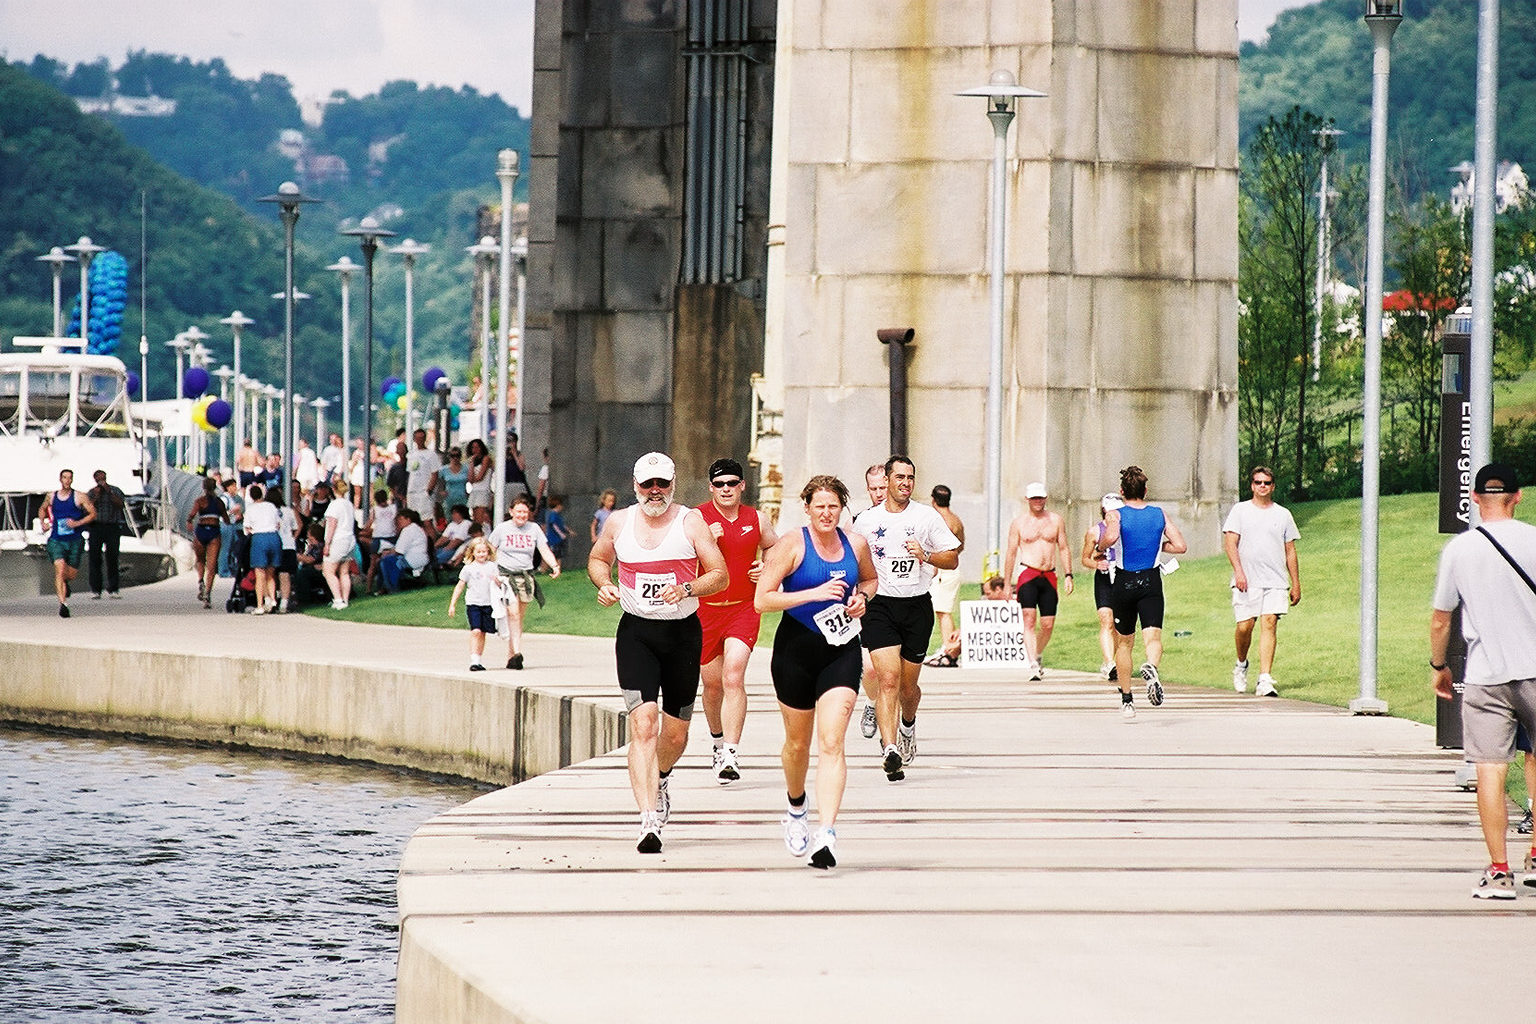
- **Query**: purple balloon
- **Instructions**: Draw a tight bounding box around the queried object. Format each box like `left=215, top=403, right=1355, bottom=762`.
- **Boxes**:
left=205, top=398, right=233, bottom=429
left=423, top=366, right=445, bottom=391
left=381, top=376, right=402, bottom=398
left=125, top=371, right=140, bottom=396
left=182, top=366, right=209, bottom=398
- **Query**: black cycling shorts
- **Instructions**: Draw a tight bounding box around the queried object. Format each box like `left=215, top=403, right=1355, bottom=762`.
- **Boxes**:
left=860, top=593, right=934, bottom=664
left=1094, top=570, right=1113, bottom=610
left=1015, top=572, right=1059, bottom=616
left=771, top=614, right=862, bottom=711
left=1110, top=568, right=1164, bottom=635
left=616, top=613, right=702, bottom=720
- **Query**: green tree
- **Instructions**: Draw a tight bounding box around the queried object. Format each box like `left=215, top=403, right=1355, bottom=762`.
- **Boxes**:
left=1239, top=107, right=1330, bottom=498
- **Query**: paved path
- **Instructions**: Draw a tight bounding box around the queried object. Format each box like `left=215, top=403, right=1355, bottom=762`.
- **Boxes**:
left=7, top=576, right=1533, bottom=1021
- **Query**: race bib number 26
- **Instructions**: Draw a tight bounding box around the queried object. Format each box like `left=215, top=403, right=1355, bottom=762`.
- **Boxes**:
left=636, top=571, right=676, bottom=607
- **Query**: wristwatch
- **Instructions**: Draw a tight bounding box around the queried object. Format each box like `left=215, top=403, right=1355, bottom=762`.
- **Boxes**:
left=683, top=582, right=693, bottom=597
left=1429, top=660, right=1447, bottom=670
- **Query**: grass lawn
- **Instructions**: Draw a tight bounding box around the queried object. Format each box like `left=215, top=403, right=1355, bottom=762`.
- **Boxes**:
left=310, top=490, right=1509, bottom=726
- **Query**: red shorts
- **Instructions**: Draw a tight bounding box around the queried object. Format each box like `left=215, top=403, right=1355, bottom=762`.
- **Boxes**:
left=698, top=600, right=761, bottom=664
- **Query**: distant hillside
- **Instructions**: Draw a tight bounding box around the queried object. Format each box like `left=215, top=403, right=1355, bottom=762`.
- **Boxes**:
left=1241, top=0, right=1536, bottom=198
left=0, top=60, right=299, bottom=399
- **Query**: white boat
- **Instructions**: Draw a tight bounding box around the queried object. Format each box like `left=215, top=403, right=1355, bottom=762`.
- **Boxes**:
left=0, top=336, right=183, bottom=598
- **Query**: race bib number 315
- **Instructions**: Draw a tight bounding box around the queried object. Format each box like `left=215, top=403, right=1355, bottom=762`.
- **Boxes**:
left=812, top=602, right=860, bottom=645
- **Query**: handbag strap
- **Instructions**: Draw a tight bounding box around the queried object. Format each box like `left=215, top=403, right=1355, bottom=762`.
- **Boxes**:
left=1476, top=525, right=1536, bottom=597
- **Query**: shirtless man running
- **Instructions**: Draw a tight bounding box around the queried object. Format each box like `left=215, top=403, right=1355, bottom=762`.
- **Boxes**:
left=1002, top=481, right=1074, bottom=679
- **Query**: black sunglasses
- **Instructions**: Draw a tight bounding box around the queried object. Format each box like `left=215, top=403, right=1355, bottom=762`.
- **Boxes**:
left=638, top=478, right=672, bottom=489
left=711, top=478, right=742, bottom=488
left=1251, top=479, right=1274, bottom=486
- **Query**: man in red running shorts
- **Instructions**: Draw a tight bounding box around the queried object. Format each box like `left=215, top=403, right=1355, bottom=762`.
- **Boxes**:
left=697, top=457, right=780, bottom=784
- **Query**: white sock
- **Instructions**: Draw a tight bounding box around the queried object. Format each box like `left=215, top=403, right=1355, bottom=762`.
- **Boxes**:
left=470, top=655, right=482, bottom=666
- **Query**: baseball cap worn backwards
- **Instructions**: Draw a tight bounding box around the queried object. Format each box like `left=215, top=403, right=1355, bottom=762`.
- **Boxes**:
left=634, top=452, right=676, bottom=482
left=1474, top=462, right=1520, bottom=494
left=1102, top=493, right=1123, bottom=511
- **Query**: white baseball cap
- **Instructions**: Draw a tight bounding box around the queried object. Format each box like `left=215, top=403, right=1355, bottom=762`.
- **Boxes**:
left=633, top=452, right=676, bottom=483
left=1025, top=481, right=1048, bottom=499
left=1102, top=493, right=1123, bottom=511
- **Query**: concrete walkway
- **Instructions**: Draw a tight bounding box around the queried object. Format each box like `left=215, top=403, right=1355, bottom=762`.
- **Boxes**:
left=5, top=575, right=1532, bottom=1022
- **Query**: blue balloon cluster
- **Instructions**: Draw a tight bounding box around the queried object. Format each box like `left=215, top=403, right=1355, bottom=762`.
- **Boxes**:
left=65, top=251, right=130, bottom=356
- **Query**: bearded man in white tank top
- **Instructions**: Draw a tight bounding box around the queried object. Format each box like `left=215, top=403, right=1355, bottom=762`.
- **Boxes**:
left=588, top=452, right=729, bottom=853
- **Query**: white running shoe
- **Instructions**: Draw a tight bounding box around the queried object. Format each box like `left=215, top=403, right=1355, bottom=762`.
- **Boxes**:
left=637, top=812, right=663, bottom=854
left=1233, top=660, right=1249, bottom=693
left=657, top=775, right=671, bottom=826
left=1255, top=674, right=1279, bottom=697
left=717, top=745, right=741, bottom=784
left=1099, top=662, right=1113, bottom=680
left=783, top=809, right=811, bottom=857
left=808, top=826, right=838, bottom=869
left=860, top=702, right=877, bottom=740
left=1120, top=694, right=1136, bottom=720
left=1028, top=661, right=1044, bottom=682
left=710, top=745, right=725, bottom=776
left=897, top=723, right=917, bottom=765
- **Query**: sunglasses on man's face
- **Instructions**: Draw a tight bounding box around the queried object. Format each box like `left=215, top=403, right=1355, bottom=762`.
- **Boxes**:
left=1252, top=479, right=1274, bottom=486
left=638, top=478, right=672, bottom=490
left=711, top=478, right=742, bottom=488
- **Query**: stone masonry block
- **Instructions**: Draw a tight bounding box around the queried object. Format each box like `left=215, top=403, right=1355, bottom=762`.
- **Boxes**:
left=1194, top=168, right=1239, bottom=281
left=1097, top=54, right=1220, bottom=168
left=1068, top=163, right=1195, bottom=279
left=1087, top=277, right=1226, bottom=392
left=579, top=128, right=680, bottom=220
left=563, top=34, right=611, bottom=128
left=813, top=162, right=986, bottom=276
left=822, top=0, right=993, bottom=50
left=1005, top=159, right=1053, bottom=276
left=781, top=273, right=845, bottom=388
left=837, top=274, right=991, bottom=390
left=1074, top=1, right=1196, bottom=53
left=784, top=48, right=851, bottom=165
left=610, top=30, right=679, bottom=128
left=592, top=311, right=673, bottom=405
left=1195, top=0, right=1241, bottom=56
left=1050, top=45, right=1099, bottom=163
left=603, top=219, right=678, bottom=311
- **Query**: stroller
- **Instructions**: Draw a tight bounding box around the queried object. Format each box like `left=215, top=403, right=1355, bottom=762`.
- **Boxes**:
left=225, top=532, right=256, bottom=613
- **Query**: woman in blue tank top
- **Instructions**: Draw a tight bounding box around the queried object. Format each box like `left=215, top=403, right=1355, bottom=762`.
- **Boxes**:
left=1100, top=465, right=1187, bottom=720
left=754, top=474, right=877, bottom=869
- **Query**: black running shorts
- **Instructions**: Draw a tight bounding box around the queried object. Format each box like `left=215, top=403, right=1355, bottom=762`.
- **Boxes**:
left=1109, top=568, right=1164, bottom=635
left=1094, top=569, right=1113, bottom=611
left=616, top=613, right=702, bottom=719
left=1015, top=573, right=1059, bottom=616
left=860, top=592, right=933, bottom=664
left=770, top=614, right=862, bottom=711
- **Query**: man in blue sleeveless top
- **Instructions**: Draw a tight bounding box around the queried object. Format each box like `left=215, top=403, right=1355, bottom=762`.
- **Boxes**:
left=1100, top=465, right=1186, bottom=720
left=41, top=469, right=96, bottom=618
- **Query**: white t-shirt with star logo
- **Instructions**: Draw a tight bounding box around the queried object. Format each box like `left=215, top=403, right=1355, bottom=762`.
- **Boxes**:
left=852, top=501, right=960, bottom=598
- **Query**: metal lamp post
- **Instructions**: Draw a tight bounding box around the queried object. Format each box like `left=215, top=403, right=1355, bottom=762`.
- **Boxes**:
left=166, top=332, right=192, bottom=467
left=36, top=247, right=76, bottom=338
left=957, top=71, right=1047, bottom=574
left=220, top=311, right=254, bottom=456
left=292, top=393, right=307, bottom=470
left=244, top=378, right=261, bottom=456
left=327, top=256, right=358, bottom=449
left=1312, top=125, right=1343, bottom=383
left=311, top=397, right=330, bottom=451
left=494, top=149, right=519, bottom=530
left=264, top=385, right=280, bottom=455
left=1468, top=0, right=1500, bottom=479
left=213, top=366, right=235, bottom=472
left=269, top=287, right=312, bottom=468
left=259, top=182, right=319, bottom=506
left=341, top=216, right=397, bottom=523
left=64, top=236, right=105, bottom=350
left=389, top=238, right=431, bottom=432
left=1353, top=0, right=1402, bottom=716
left=512, top=236, right=528, bottom=443
left=466, top=235, right=499, bottom=430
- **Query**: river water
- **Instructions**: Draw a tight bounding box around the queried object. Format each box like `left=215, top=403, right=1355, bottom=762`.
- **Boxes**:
left=0, top=727, right=479, bottom=1022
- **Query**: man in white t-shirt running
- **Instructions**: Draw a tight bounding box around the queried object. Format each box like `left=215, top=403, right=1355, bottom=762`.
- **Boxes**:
left=1430, top=462, right=1536, bottom=899
left=1223, top=465, right=1301, bottom=697
left=852, top=455, right=960, bottom=781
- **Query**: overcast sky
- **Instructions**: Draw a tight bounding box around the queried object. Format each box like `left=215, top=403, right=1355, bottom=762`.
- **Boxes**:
left=0, top=0, right=1306, bottom=115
